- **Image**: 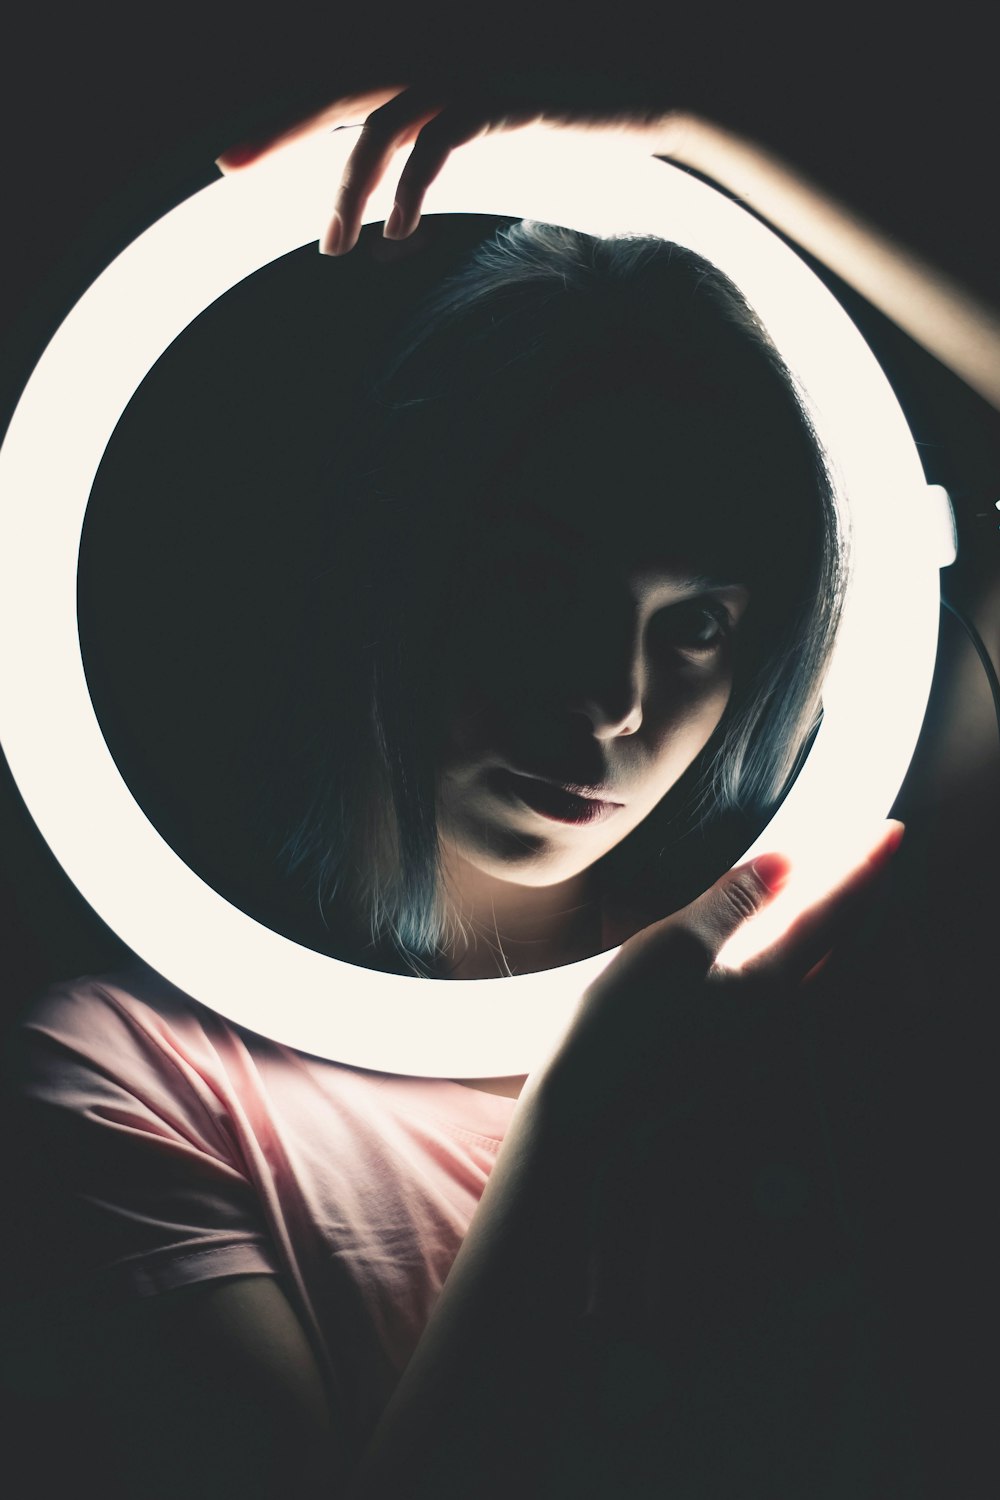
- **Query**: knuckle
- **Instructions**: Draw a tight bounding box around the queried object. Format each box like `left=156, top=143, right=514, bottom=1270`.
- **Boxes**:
left=418, top=105, right=483, bottom=147
left=670, top=924, right=715, bottom=968
left=361, top=98, right=413, bottom=137
left=643, top=923, right=714, bottom=978
left=338, top=153, right=378, bottom=194
left=404, top=123, right=457, bottom=163
left=396, top=143, right=441, bottom=186
left=364, top=87, right=448, bottom=143
left=718, top=875, right=765, bottom=925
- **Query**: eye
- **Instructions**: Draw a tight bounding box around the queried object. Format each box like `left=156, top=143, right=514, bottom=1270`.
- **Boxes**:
left=648, top=600, right=733, bottom=653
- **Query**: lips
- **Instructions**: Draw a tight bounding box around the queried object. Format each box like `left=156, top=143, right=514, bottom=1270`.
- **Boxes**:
left=489, top=767, right=624, bottom=826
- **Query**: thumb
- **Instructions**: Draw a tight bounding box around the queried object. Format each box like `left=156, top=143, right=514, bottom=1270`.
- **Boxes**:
left=598, top=853, right=791, bottom=996
left=549, top=852, right=794, bottom=1122
left=656, top=852, right=792, bottom=972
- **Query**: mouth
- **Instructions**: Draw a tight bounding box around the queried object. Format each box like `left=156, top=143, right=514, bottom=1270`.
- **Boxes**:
left=489, top=767, right=624, bottom=826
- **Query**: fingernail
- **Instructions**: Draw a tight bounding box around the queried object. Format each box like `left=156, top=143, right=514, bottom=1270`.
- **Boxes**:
left=215, top=142, right=259, bottom=173
left=752, top=854, right=791, bottom=893
left=383, top=203, right=405, bottom=239
left=874, top=820, right=906, bottom=865
left=321, top=212, right=343, bottom=257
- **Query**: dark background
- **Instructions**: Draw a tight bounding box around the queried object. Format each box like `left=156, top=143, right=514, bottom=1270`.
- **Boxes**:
left=1, top=6, right=997, bottom=1493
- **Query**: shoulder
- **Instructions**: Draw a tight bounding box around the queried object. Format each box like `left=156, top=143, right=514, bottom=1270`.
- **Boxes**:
left=16, top=961, right=214, bottom=1039
left=8, top=1274, right=344, bottom=1497
left=3, top=963, right=266, bottom=1184
left=3, top=965, right=288, bottom=1302
left=8, top=964, right=236, bottom=1094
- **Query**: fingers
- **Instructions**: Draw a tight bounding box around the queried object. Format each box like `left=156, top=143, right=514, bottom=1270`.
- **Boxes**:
left=383, top=104, right=493, bottom=241
left=548, top=853, right=797, bottom=1130
left=385, top=103, right=542, bottom=242
left=617, top=852, right=792, bottom=984
left=217, top=81, right=542, bottom=258
left=616, top=819, right=903, bottom=992
left=321, top=85, right=448, bottom=256
left=323, top=90, right=541, bottom=254
left=739, top=820, right=905, bottom=987
left=215, top=86, right=407, bottom=173
left=214, top=82, right=451, bottom=256
left=668, top=852, right=793, bottom=971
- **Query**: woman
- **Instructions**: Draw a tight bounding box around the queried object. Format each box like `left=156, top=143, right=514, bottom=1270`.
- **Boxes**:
left=3, top=101, right=904, bottom=1499
left=261, top=215, right=843, bottom=983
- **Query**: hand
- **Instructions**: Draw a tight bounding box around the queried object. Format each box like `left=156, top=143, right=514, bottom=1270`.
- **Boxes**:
left=215, top=73, right=659, bottom=256
left=542, top=820, right=906, bottom=1134
left=540, top=821, right=904, bottom=1354
left=216, top=79, right=583, bottom=257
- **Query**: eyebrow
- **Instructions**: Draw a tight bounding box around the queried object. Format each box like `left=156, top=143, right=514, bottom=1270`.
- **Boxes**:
left=498, top=497, right=750, bottom=597
left=649, top=574, right=750, bottom=594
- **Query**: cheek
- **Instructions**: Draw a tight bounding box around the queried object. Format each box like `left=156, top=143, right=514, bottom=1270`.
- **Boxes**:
left=641, top=666, right=733, bottom=786
left=438, top=679, right=507, bottom=765
left=438, top=620, right=559, bottom=761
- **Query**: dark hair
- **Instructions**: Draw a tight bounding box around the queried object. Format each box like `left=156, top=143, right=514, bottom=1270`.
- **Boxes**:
left=261, top=221, right=848, bottom=974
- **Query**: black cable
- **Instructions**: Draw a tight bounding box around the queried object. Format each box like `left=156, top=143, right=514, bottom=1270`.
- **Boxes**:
left=941, top=595, right=1000, bottom=743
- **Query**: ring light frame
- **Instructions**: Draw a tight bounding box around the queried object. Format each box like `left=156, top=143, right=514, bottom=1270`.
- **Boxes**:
left=0, top=124, right=943, bottom=1076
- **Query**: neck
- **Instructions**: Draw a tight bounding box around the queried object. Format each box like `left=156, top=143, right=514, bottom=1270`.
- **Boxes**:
left=438, top=847, right=604, bottom=981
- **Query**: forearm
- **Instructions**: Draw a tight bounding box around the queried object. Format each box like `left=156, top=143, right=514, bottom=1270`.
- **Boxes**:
left=344, top=1067, right=595, bottom=1498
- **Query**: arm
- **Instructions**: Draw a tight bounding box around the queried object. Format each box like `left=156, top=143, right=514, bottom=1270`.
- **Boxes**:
left=216, top=73, right=1000, bottom=410
left=345, top=831, right=904, bottom=1497
left=346, top=1066, right=597, bottom=1498
left=1, top=983, right=347, bottom=1500
left=23, top=1275, right=345, bottom=1500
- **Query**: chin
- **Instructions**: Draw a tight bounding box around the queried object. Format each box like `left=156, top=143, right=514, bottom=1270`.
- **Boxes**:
left=439, top=798, right=616, bottom=888
left=461, top=834, right=602, bottom=889
left=490, top=860, right=585, bottom=889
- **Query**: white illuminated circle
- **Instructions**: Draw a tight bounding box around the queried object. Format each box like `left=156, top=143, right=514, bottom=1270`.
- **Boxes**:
left=0, top=125, right=942, bottom=1076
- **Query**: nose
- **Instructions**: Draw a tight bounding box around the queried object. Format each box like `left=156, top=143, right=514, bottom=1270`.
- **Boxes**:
left=564, top=608, right=645, bottom=740
left=572, top=693, right=643, bottom=740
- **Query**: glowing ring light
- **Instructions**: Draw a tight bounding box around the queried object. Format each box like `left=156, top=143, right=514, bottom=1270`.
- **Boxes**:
left=0, top=124, right=942, bottom=1076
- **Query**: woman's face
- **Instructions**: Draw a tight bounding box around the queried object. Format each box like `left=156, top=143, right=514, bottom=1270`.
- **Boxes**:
left=436, top=394, right=752, bottom=888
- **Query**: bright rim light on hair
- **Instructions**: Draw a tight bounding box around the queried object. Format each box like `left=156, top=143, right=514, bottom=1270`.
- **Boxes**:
left=0, top=125, right=941, bottom=1074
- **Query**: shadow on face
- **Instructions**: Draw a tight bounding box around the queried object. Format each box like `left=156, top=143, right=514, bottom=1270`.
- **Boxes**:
left=435, top=389, right=755, bottom=892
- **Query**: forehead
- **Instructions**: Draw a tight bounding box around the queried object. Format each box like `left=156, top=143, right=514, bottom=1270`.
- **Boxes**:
left=486, top=385, right=753, bottom=577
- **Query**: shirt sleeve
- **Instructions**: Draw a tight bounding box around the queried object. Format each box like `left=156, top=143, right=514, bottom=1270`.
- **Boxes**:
left=4, top=976, right=281, bottom=1301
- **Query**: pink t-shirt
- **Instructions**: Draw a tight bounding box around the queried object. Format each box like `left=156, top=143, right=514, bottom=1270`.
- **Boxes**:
left=7, top=964, right=519, bottom=1458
